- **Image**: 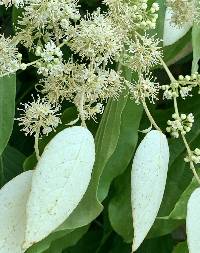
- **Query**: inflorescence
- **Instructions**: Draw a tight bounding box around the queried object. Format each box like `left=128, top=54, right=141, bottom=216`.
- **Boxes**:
left=0, top=0, right=160, bottom=137
left=1, top=0, right=200, bottom=179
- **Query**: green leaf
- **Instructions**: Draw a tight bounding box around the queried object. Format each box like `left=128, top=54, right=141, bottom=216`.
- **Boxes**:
left=79, top=0, right=98, bottom=7
left=12, top=6, right=22, bottom=29
left=97, top=234, right=131, bottom=253
left=23, top=152, right=37, bottom=171
left=148, top=173, right=197, bottom=236
left=164, top=30, right=191, bottom=64
left=172, top=242, right=189, bottom=253
left=0, top=145, right=25, bottom=187
left=168, top=176, right=199, bottom=220
left=108, top=167, right=133, bottom=243
left=1, top=145, right=25, bottom=182
left=137, top=235, right=173, bottom=253
left=148, top=219, right=183, bottom=238
left=192, top=24, right=200, bottom=73
left=62, top=226, right=100, bottom=253
left=46, top=226, right=89, bottom=253
left=26, top=230, right=73, bottom=253
left=26, top=218, right=88, bottom=253
left=0, top=75, right=16, bottom=156
left=97, top=68, right=143, bottom=201
left=0, top=157, right=3, bottom=187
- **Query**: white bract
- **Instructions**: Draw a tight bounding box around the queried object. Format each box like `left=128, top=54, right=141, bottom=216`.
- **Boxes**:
left=131, top=130, right=169, bottom=252
left=0, top=171, right=33, bottom=253
left=186, top=187, right=200, bottom=253
left=163, top=8, right=192, bottom=46
left=23, top=126, right=95, bottom=250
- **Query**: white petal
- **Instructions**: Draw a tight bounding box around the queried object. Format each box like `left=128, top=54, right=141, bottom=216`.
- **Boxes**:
left=23, top=126, right=95, bottom=250
left=163, top=8, right=192, bottom=46
left=131, top=130, right=169, bottom=251
left=0, top=171, right=33, bottom=253
left=186, top=187, right=200, bottom=253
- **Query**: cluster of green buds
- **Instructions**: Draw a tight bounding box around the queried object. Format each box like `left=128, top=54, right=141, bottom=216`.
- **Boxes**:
left=134, top=1, right=160, bottom=30
left=166, top=113, right=194, bottom=138
left=178, top=72, right=200, bottom=93
left=162, top=72, right=200, bottom=100
left=184, top=148, right=200, bottom=164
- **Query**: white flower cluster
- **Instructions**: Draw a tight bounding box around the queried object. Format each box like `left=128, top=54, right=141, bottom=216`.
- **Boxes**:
left=104, top=0, right=161, bottom=105
left=16, top=0, right=80, bottom=47
left=123, top=34, right=162, bottom=73
left=0, top=35, right=22, bottom=76
left=68, top=9, right=124, bottom=65
left=166, top=113, right=194, bottom=138
left=35, top=41, right=64, bottom=77
left=104, top=0, right=159, bottom=34
left=0, top=0, right=161, bottom=136
left=184, top=148, right=200, bottom=164
left=39, top=61, right=124, bottom=118
left=127, top=74, right=160, bottom=104
left=17, top=96, right=61, bottom=137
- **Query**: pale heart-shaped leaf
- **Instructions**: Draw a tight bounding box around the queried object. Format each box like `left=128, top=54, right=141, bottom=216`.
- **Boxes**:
left=163, top=8, right=192, bottom=46
left=131, top=130, right=169, bottom=252
left=23, top=126, right=95, bottom=250
left=186, top=187, right=200, bottom=253
left=0, top=171, right=33, bottom=253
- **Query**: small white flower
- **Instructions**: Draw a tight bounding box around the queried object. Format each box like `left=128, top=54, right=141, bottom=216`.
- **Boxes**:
left=128, top=73, right=160, bottom=104
left=35, top=41, right=64, bottom=77
left=16, top=96, right=61, bottom=137
left=123, top=34, right=162, bottom=72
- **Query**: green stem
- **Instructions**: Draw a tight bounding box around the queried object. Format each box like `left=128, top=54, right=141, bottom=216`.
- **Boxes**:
left=23, top=59, right=41, bottom=68
left=159, top=56, right=176, bottom=82
left=142, top=99, right=161, bottom=132
left=80, top=91, right=86, bottom=128
left=34, top=132, right=40, bottom=161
